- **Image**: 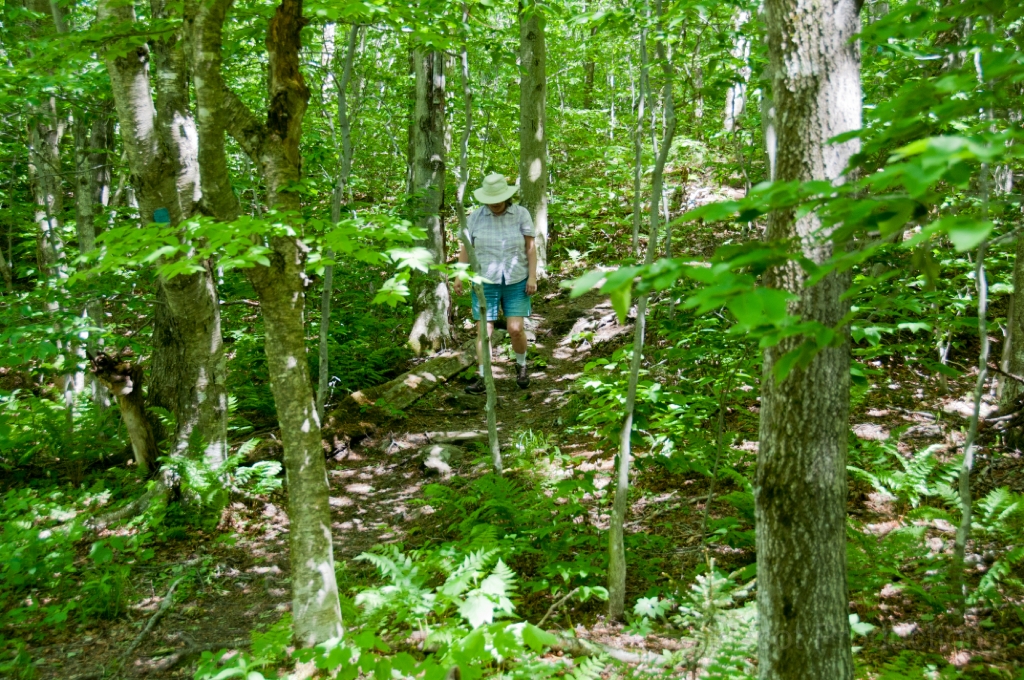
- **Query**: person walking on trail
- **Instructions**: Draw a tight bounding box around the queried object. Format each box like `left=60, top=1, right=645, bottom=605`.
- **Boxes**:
left=454, top=172, right=537, bottom=394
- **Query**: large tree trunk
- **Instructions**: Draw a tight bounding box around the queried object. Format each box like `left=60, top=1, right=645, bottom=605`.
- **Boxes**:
left=189, top=0, right=345, bottom=645
left=97, top=0, right=228, bottom=466
left=408, top=48, right=451, bottom=355
left=254, top=0, right=345, bottom=645
left=519, top=0, right=548, bottom=278
left=608, top=0, right=674, bottom=620
left=756, top=0, right=862, bottom=678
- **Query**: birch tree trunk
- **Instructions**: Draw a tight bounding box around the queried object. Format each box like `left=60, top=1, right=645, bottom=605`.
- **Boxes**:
left=73, top=108, right=113, bottom=261
left=723, top=9, right=752, bottom=133
left=186, top=0, right=345, bottom=645
left=97, top=0, right=228, bottom=466
left=318, top=23, right=360, bottom=420
left=519, top=0, right=549, bottom=278
left=453, top=8, right=502, bottom=474
left=73, top=106, right=115, bottom=405
left=756, top=0, right=862, bottom=677
left=24, top=0, right=66, bottom=284
left=630, top=26, right=650, bottom=260
left=608, top=0, right=675, bottom=620
left=408, top=48, right=452, bottom=355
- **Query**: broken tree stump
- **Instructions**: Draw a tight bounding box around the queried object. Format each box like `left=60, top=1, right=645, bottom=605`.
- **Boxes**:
left=89, top=352, right=159, bottom=474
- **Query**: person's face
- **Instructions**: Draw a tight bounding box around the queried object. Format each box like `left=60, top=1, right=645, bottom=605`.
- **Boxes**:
left=487, top=201, right=506, bottom=215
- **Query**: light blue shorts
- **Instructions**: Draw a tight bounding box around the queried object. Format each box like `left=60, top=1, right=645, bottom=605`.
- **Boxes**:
left=471, top=278, right=532, bottom=321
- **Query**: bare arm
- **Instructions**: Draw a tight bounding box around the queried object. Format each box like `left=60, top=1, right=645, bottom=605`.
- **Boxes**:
left=525, top=236, right=537, bottom=294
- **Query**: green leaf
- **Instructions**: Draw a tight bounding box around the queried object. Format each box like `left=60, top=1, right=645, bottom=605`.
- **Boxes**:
left=945, top=219, right=993, bottom=252
left=566, top=269, right=605, bottom=298
left=459, top=593, right=495, bottom=629
left=609, top=285, right=632, bottom=325
left=89, top=542, right=113, bottom=565
left=522, top=623, right=558, bottom=652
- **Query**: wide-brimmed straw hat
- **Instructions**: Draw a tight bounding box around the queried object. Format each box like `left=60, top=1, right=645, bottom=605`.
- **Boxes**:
left=473, top=173, right=519, bottom=204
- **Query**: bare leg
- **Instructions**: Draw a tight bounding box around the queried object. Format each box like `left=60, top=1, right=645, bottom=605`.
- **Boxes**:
left=507, top=316, right=527, bottom=355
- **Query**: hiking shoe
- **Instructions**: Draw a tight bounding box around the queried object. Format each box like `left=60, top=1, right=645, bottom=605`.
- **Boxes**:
left=464, top=377, right=486, bottom=395
left=516, top=363, right=530, bottom=389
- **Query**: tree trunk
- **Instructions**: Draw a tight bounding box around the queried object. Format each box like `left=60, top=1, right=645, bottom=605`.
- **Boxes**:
left=1003, top=238, right=1024, bottom=408
left=73, top=105, right=115, bottom=405
left=188, top=0, right=345, bottom=645
left=408, top=48, right=451, bottom=355
left=97, top=0, right=228, bottom=466
left=318, top=23, right=361, bottom=420
left=519, top=0, right=549, bottom=278
left=630, top=26, right=650, bottom=260
left=756, top=0, right=862, bottom=677
left=760, top=67, right=778, bottom=181
left=723, top=9, right=752, bottom=133
left=27, top=98, right=66, bottom=282
left=90, top=353, right=159, bottom=474
left=453, top=12, right=501, bottom=473
left=73, top=107, right=114, bottom=260
left=608, top=0, right=675, bottom=621
left=582, top=26, right=597, bottom=109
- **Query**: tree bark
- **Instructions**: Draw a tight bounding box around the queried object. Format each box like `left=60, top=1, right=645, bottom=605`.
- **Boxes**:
left=25, top=0, right=67, bottom=283
left=519, top=0, right=549, bottom=278
left=453, top=12, right=501, bottom=474
left=97, top=0, right=228, bottom=466
left=756, top=0, right=862, bottom=678
left=408, top=48, right=452, bottom=355
left=72, top=104, right=115, bottom=406
left=90, top=353, right=159, bottom=474
left=188, top=0, right=345, bottom=645
left=1003, top=237, right=1024, bottom=407
left=608, top=0, right=675, bottom=621
left=582, top=26, right=597, bottom=109
left=630, top=26, right=650, bottom=260
left=318, top=23, right=361, bottom=420
left=723, top=9, right=752, bottom=133
left=73, top=106, right=114, bottom=260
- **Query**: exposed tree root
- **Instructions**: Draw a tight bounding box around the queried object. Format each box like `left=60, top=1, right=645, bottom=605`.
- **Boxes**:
left=118, top=576, right=184, bottom=669
left=550, top=633, right=674, bottom=667
left=85, top=478, right=169, bottom=532
left=146, top=638, right=247, bottom=674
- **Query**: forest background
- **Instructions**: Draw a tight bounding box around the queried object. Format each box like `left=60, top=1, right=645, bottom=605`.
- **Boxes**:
left=1, top=0, right=1024, bottom=678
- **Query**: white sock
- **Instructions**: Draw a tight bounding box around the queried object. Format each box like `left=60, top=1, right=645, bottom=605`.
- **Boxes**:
left=516, top=352, right=527, bottom=366
left=478, top=364, right=485, bottom=377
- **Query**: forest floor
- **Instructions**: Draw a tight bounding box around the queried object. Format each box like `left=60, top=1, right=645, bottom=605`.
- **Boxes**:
left=35, top=281, right=674, bottom=679
left=25, top=216, right=1024, bottom=679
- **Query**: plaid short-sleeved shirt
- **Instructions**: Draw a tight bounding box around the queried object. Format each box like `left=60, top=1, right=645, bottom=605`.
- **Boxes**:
left=467, top=203, right=534, bottom=285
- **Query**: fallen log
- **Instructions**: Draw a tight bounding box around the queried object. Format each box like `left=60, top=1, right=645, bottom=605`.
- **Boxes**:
left=334, top=339, right=477, bottom=417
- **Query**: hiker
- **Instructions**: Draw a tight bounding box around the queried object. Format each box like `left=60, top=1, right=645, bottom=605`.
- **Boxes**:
left=454, top=173, right=537, bottom=393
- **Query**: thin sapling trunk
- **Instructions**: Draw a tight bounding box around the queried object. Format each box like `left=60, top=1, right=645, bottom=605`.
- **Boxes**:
left=608, top=0, right=676, bottom=620
left=318, top=23, right=360, bottom=421
left=454, top=9, right=501, bottom=473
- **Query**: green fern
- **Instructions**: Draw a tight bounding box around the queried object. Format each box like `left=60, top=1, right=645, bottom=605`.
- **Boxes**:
left=567, top=654, right=606, bottom=680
